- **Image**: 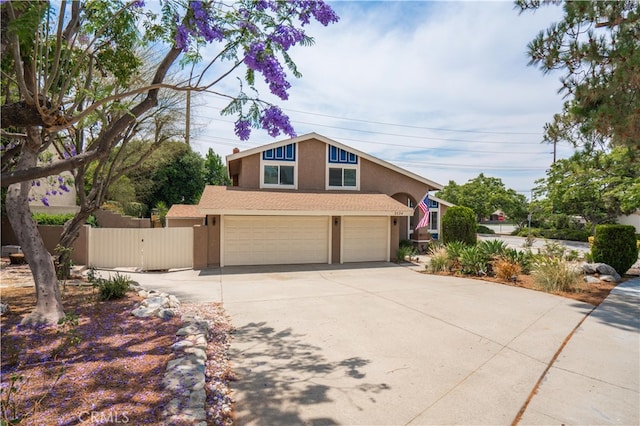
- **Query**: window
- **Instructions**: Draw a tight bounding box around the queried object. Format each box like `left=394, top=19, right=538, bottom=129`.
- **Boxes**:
left=328, top=167, right=357, bottom=188
left=429, top=211, right=438, bottom=231
left=264, top=164, right=294, bottom=186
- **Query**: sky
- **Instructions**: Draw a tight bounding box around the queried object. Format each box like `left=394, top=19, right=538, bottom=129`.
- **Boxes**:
left=187, top=0, right=574, bottom=198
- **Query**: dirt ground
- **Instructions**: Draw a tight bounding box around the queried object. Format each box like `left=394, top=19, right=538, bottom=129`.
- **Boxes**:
left=0, top=263, right=234, bottom=426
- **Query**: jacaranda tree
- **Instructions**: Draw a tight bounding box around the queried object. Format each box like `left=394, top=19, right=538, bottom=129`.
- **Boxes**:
left=0, top=0, right=339, bottom=324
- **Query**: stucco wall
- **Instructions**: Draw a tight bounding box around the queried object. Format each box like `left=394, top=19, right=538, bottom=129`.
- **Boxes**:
left=360, top=158, right=432, bottom=202
left=298, top=138, right=327, bottom=190
left=167, top=218, right=204, bottom=228
left=94, top=208, right=150, bottom=228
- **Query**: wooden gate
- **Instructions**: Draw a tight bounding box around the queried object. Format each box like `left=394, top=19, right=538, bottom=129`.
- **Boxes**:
left=88, top=228, right=193, bottom=270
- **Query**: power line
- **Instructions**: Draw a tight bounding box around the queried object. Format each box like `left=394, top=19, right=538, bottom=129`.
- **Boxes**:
left=202, top=94, right=544, bottom=136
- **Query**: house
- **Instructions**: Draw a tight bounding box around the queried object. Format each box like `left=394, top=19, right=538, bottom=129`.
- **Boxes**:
left=192, top=133, right=449, bottom=267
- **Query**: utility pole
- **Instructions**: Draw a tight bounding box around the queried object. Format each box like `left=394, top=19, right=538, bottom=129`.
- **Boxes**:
left=553, top=139, right=556, bottom=163
left=185, top=89, right=191, bottom=146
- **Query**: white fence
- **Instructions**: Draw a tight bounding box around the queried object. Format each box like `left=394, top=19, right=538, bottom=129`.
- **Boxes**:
left=88, top=228, right=193, bottom=270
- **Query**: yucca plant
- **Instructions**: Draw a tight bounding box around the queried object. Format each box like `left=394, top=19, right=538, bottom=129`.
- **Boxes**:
left=502, top=248, right=535, bottom=274
left=478, top=239, right=508, bottom=260
left=459, top=245, right=489, bottom=275
left=444, top=241, right=467, bottom=272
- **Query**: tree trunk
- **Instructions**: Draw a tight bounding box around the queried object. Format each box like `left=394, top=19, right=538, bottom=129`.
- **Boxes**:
left=59, top=206, right=94, bottom=249
left=6, top=128, right=65, bottom=325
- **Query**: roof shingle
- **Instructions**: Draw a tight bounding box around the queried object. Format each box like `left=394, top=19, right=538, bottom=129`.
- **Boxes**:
left=198, top=186, right=413, bottom=216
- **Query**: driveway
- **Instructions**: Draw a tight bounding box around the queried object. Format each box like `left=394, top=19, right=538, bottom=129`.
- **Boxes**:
left=113, top=263, right=613, bottom=424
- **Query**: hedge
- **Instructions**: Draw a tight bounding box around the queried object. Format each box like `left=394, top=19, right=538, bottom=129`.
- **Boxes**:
left=592, top=224, right=638, bottom=275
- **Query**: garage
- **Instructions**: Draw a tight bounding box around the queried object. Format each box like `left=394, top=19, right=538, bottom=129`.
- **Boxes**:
left=342, top=216, right=389, bottom=262
left=223, top=216, right=330, bottom=266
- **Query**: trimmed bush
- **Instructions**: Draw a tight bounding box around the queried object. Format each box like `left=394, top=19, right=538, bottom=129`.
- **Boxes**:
left=32, top=213, right=75, bottom=225
left=515, top=227, right=590, bottom=242
left=442, top=206, right=477, bottom=245
left=592, top=224, right=638, bottom=275
left=477, top=225, right=495, bottom=234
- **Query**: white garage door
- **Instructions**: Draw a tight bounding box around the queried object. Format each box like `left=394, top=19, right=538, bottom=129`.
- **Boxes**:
left=223, top=216, right=329, bottom=266
left=343, top=216, right=389, bottom=262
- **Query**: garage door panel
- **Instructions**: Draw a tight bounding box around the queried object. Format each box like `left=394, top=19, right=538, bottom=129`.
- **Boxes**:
left=224, top=216, right=329, bottom=266
left=343, top=217, right=388, bottom=262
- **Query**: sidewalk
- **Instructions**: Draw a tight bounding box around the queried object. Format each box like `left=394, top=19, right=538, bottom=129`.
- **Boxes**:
left=518, top=277, right=640, bottom=425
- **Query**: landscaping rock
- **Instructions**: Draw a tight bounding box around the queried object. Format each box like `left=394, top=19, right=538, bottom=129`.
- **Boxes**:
left=131, top=287, right=211, bottom=425
left=600, top=274, right=622, bottom=283
left=584, top=275, right=601, bottom=284
left=595, top=263, right=619, bottom=277
left=582, top=262, right=598, bottom=274
left=131, top=305, right=160, bottom=318
left=0, top=303, right=10, bottom=315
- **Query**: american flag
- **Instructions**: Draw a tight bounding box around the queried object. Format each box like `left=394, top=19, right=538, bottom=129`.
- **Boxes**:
left=416, top=194, right=430, bottom=229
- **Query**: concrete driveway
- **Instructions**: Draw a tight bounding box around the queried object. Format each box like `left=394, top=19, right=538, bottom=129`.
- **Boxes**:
left=114, top=263, right=610, bottom=425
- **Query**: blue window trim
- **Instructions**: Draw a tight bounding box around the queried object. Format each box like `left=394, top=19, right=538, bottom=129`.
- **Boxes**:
left=328, top=145, right=358, bottom=164
left=428, top=199, right=439, bottom=208
left=263, top=143, right=296, bottom=161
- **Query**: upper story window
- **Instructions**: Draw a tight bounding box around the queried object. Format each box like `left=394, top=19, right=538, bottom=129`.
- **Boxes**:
left=264, top=164, right=294, bottom=186
left=261, top=143, right=297, bottom=188
left=263, top=143, right=296, bottom=161
left=327, top=145, right=359, bottom=190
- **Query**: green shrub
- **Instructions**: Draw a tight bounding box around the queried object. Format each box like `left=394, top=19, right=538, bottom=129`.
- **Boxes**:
left=396, top=245, right=417, bottom=262
left=477, top=225, right=495, bottom=234
left=99, top=272, right=132, bottom=301
left=428, top=247, right=449, bottom=273
left=532, top=257, right=582, bottom=292
left=442, top=206, right=477, bottom=245
left=515, top=227, right=589, bottom=242
left=123, top=202, right=148, bottom=218
left=399, top=239, right=414, bottom=248
left=592, top=224, right=638, bottom=275
left=502, top=248, right=534, bottom=274
left=478, top=239, right=508, bottom=260
left=459, top=245, right=488, bottom=275
left=32, top=213, right=75, bottom=225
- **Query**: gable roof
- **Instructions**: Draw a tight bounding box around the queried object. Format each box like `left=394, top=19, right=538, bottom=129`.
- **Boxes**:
left=226, top=132, right=443, bottom=190
left=198, top=186, right=413, bottom=216
left=166, top=204, right=204, bottom=219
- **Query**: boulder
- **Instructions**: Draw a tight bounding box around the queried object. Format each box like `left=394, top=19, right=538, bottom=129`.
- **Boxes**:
left=0, top=303, right=10, bottom=315
left=595, top=263, right=619, bottom=276
left=600, top=274, right=621, bottom=283
left=584, top=275, right=601, bottom=284
left=581, top=262, right=598, bottom=275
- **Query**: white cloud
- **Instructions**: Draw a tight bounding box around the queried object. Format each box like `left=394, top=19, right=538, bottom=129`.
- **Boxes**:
left=189, top=0, right=573, bottom=196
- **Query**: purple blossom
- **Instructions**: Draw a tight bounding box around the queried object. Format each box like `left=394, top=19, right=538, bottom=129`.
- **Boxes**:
left=131, top=0, right=145, bottom=7
left=60, top=184, right=71, bottom=193
left=41, top=197, right=50, bottom=207
left=36, top=180, right=41, bottom=187
left=175, top=24, right=190, bottom=51
left=260, top=106, right=296, bottom=138
left=294, top=0, right=339, bottom=26
left=244, top=42, right=291, bottom=100
left=234, top=120, right=252, bottom=141
left=269, top=25, right=306, bottom=51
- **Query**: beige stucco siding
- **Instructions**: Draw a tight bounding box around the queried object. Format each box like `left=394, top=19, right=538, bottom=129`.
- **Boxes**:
left=297, top=138, right=327, bottom=190
left=360, top=158, right=432, bottom=202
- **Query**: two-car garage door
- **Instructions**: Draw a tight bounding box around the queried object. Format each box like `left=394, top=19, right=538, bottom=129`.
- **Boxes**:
left=223, top=216, right=329, bottom=266
left=222, top=215, right=389, bottom=266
